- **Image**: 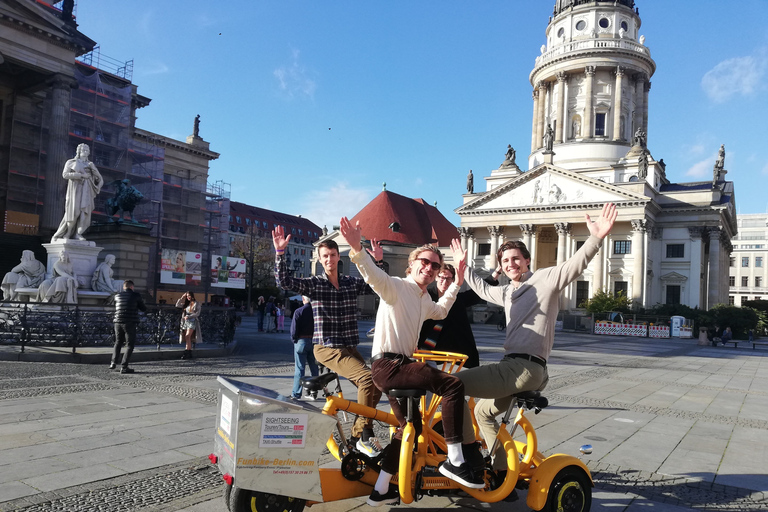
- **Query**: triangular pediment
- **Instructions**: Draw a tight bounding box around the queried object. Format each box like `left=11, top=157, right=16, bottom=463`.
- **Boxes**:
left=0, top=0, right=95, bottom=53
left=456, top=165, right=648, bottom=215
left=660, top=272, right=688, bottom=282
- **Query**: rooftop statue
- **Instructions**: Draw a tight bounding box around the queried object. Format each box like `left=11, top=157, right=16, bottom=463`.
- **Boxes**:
left=501, top=145, right=517, bottom=167
left=466, top=169, right=474, bottom=194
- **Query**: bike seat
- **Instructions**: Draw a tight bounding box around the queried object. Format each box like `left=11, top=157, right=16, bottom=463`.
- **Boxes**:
left=514, top=390, right=541, bottom=400
left=387, top=388, right=426, bottom=398
left=300, top=372, right=338, bottom=391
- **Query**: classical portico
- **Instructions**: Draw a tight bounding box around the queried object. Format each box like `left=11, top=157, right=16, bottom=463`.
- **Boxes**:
left=456, top=0, right=736, bottom=312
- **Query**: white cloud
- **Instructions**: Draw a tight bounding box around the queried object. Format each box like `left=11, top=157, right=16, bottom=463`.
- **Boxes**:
left=762, top=161, right=768, bottom=175
left=300, top=183, right=375, bottom=232
left=685, top=156, right=714, bottom=178
left=139, top=61, right=169, bottom=76
left=273, top=49, right=317, bottom=100
left=701, top=51, right=767, bottom=103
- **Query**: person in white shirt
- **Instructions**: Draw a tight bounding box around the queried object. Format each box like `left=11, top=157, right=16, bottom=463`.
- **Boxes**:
left=339, top=216, right=484, bottom=507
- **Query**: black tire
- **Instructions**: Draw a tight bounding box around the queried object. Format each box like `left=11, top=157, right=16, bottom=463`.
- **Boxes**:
left=223, top=482, right=232, bottom=511
left=497, top=320, right=505, bottom=331
left=229, top=487, right=306, bottom=512
left=543, top=467, right=592, bottom=512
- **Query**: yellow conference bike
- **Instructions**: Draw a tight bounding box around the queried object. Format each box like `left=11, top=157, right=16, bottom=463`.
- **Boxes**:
left=209, top=350, right=592, bottom=512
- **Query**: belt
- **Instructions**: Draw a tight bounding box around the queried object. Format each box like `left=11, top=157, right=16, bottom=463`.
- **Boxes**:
left=504, top=353, right=547, bottom=368
left=370, top=352, right=412, bottom=364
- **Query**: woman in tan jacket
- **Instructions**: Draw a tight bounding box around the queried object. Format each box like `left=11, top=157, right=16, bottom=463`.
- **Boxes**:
left=176, top=291, right=202, bottom=359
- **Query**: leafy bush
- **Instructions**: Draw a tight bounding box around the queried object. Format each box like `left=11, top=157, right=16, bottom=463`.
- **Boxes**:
left=583, top=290, right=632, bottom=314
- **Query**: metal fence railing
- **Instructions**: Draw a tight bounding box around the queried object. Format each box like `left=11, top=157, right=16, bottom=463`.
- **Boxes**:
left=0, top=303, right=237, bottom=353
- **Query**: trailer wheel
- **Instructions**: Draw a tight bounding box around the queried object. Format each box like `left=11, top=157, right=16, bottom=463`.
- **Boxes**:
left=229, top=487, right=306, bottom=512
left=223, top=482, right=232, bottom=511
left=543, top=467, right=591, bottom=512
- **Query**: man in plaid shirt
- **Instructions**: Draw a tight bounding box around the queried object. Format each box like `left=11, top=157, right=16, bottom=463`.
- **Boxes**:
left=273, top=226, right=384, bottom=456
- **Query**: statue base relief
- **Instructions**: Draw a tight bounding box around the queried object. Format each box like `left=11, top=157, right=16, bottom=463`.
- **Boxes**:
left=42, top=239, right=103, bottom=290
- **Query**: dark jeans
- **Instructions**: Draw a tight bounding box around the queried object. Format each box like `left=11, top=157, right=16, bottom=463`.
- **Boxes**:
left=112, top=322, right=137, bottom=368
left=371, top=355, right=465, bottom=474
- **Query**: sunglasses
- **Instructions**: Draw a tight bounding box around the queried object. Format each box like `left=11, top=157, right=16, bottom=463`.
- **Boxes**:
left=415, top=258, right=441, bottom=271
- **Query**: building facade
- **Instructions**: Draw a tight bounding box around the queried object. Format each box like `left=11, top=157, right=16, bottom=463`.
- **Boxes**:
left=228, top=201, right=322, bottom=280
left=456, top=0, right=736, bottom=311
left=0, top=1, right=226, bottom=301
left=729, top=214, right=768, bottom=306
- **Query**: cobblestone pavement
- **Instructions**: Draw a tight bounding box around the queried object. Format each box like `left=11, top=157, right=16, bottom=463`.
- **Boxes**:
left=1, top=324, right=767, bottom=511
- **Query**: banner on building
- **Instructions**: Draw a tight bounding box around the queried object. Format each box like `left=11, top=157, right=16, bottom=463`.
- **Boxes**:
left=211, top=254, right=246, bottom=289
left=161, top=249, right=203, bottom=285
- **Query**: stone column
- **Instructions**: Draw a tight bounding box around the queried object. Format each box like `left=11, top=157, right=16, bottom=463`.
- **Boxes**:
left=649, top=224, right=663, bottom=305
left=631, top=219, right=646, bottom=307
left=707, top=227, right=721, bottom=309
left=593, top=244, right=604, bottom=293
left=634, top=73, right=645, bottom=135
left=531, top=88, right=540, bottom=152
left=583, top=66, right=595, bottom=139
left=536, top=82, right=547, bottom=149
left=459, top=227, right=470, bottom=251
left=613, top=67, right=624, bottom=141
left=643, top=81, right=651, bottom=133
left=43, top=74, right=75, bottom=235
left=467, top=231, right=476, bottom=267
left=555, top=72, right=567, bottom=143
left=520, top=224, right=537, bottom=270
left=488, top=226, right=501, bottom=268
left=688, top=226, right=704, bottom=308
left=555, top=222, right=571, bottom=266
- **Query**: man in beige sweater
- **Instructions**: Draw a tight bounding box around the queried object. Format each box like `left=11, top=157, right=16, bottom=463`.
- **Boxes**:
left=451, top=202, right=618, bottom=471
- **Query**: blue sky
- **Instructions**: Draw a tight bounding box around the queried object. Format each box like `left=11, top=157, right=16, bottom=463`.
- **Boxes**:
left=75, top=1, right=768, bottom=230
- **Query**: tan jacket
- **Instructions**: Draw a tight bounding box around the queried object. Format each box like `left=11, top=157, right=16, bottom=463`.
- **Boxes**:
left=176, top=297, right=203, bottom=344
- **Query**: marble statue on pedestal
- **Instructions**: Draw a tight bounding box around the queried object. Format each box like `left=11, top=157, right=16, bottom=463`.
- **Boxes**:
left=1, top=251, right=46, bottom=301
left=632, top=128, right=647, bottom=149
left=543, top=124, right=554, bottom=151
left=91, top=254, right=121, bottom=293
left=38, top=250, right=79, bottom=303
left=51, top=143, right=103, bottom=242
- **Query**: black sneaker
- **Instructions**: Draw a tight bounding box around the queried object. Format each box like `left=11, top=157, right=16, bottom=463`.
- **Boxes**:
left=366, top=484, right=399, bottom=507
left=120, top=367, right=134, bottom=374
left=438, top=460, right=484, bottom=489
left=109, top=363, right=116, bottom=370
left=462, top=442, right=486, bottom=472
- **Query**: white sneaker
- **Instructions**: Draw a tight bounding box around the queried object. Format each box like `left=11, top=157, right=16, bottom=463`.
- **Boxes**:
left=356, top=437, right=383, bottom=457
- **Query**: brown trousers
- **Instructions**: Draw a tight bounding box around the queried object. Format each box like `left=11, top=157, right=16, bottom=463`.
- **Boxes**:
left=313, top=344, right=383, bottom=438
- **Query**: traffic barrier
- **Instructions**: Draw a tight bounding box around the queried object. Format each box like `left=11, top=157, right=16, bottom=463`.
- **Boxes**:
left=648, top=325, right=670, bottom=338
left=594, top=322, right=648, bottom=337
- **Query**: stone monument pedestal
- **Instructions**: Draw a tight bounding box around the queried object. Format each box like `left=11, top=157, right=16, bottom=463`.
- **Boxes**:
left=86, top=223, right=155, bottom=297
left=42, top=239, right=102, bottom=289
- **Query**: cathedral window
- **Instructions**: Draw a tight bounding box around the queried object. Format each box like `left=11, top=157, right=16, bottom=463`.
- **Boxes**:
left=575, top=20, right=586, bottom=31
left=620, top=21, right=628, bottom=32
left=598, top=17, right=610, bottom=29
left=614, top=280, right=628, bottom=297
left=665, top=285, right=681, bottom=305
left=613, top=240, right=631, bottom=255
left=594, top=113, right=606, bottom=136
left=477, top=244, right=491, bottom=256
left=666, top=244, right=684, bottom=258
left=742, top=276, right=749, bottom=287
left=576, top=281, right=589, bottom=307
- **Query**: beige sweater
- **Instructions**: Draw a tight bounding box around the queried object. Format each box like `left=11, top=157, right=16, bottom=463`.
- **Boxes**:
left=464, top=235, right=602, bottom=360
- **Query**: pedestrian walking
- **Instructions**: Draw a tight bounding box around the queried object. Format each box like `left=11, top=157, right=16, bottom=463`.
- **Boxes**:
left=257, top=296, right=266, bottom=332
left=176, top=291, right=202, bottom=359
left=290, top=296, right=319, bottom=399
left=110, top=280, right=147, bottom=374
left=277, top=302, right=286, bottom=332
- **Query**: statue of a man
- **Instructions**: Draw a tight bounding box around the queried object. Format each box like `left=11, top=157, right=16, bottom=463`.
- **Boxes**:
left=193, top=114, right=201, bottom=137
left=637, top=153, right=648, bottom=179
left=91, top=254, right=120, bottom=293
left=1, top=250, right=46, bottom=301
left=466, top=169, right=474, bottom=194
left=715, top=144, right=725, bottom=170
left=543, top=124, right=554, bottom=151
left=501, top=145, right=516, bottom=167
left=51, top=143, right=103, bottom=242
left=633, top=128, right=646, bottom=148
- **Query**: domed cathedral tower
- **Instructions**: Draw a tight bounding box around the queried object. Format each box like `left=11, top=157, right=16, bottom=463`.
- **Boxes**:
left=529, top=0, right=655, bottom=174
left=456, top=0, right=737, bottom=314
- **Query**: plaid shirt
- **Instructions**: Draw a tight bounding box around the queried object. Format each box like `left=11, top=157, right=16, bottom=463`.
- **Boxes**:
left=275, top=253, right=370, bottom=348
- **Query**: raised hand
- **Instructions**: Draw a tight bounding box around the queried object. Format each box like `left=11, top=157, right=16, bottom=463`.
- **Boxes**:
left=367, top=238, right=383, bottom=261
left=339, top=217, right=363, bottom=252
left=450, top=238, right=467, bottom=267
left=272, top=225, right=291, bottom=252
left=586, top=202, right=618, bottom=240
left=455, top=258, right=466, bottom=287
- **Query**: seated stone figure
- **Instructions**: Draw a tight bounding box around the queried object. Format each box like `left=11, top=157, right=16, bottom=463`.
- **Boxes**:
left=1, top=250, right=46, bottom=301
left=38, top=250, right=79, bottom=304
left=91, top=254, right=122, bottom=293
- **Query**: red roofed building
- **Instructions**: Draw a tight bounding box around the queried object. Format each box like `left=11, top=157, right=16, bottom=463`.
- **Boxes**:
left=315, top=188, right=458, bottom=316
